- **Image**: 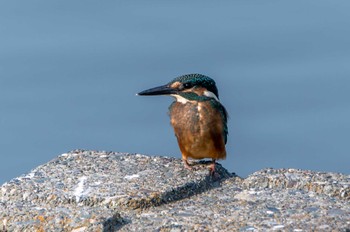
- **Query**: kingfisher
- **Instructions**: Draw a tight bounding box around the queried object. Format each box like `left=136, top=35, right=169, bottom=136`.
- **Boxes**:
left=137, top=74, right=228, bottom=175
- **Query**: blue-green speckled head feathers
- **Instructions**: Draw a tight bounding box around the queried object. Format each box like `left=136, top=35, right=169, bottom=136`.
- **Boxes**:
left=168, top=74, right=219, bottom=99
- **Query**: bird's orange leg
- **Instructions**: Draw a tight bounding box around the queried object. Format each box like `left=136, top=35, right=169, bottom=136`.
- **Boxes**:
left=209, top=159, right=216, bottom=176
left=183, top=158, right=193, bottom=170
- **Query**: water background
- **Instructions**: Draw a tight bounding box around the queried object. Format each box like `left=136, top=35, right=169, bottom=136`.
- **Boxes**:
left=1, top=1, right=350, bottom=184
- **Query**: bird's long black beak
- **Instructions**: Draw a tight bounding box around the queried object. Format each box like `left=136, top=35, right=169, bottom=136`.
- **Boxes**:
left=137, top=84, right=177, bottom=96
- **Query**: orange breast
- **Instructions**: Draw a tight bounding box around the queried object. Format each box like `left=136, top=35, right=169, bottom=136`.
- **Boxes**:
left=170, top=101, right=226, bottom=160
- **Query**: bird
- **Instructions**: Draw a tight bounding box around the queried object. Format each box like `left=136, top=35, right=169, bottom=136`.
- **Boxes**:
left=137, top=73, right=228, bottom=175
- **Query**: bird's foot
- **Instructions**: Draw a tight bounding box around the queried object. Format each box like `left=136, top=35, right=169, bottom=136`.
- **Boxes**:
left=209, top=164, right=216, bottom=176
left=209, top=160, right=216, bottom=174
left=209, top=160, right=220, bottom=179
left=183, top=159, right=193, bottom=171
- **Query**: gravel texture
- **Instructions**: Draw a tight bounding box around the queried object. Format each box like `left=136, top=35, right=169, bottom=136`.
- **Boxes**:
left=1, top=150, right=349, bottom=231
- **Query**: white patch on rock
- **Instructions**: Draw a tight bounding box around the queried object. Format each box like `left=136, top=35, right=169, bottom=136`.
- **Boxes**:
left=124, top=174, right=140, bottom=180
left=266, top=210, right=274, bottom=215
left=24, top=172, right=35, bottom=179
left=273, top=225, right=285, bottom=230
left=74, top=176, right=88, bottom=202
left=234, top=190, right=257, bottom=202
left=71, top=227, right=88, bottom=232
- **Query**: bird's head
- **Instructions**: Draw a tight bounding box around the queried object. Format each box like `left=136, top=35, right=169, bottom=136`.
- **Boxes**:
left=137, top=74, right=220, bottom=103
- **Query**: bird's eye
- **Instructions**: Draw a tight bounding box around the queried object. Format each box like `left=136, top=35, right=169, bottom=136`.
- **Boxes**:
left=183, top=83, right=193, bottom=89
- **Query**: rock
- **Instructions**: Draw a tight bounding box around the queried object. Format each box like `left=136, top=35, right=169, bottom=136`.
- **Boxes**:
left=0, top=150, right=349, bottom=231
left=243, top=168, right=350, bottom=200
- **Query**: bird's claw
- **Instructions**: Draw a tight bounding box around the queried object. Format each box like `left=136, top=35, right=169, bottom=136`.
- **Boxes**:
left=183, top=160, right=193, bottom=171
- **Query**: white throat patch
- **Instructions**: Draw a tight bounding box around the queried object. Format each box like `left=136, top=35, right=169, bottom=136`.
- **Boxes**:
left=171, top=94, right=189, bottom=104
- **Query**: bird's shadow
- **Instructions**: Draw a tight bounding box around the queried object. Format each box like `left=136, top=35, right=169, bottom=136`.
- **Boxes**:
left=102, top=161, right=237, bottom=231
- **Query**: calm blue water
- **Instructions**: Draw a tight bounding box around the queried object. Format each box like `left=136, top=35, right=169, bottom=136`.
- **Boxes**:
left=1, top=1, right=350, bottom=184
